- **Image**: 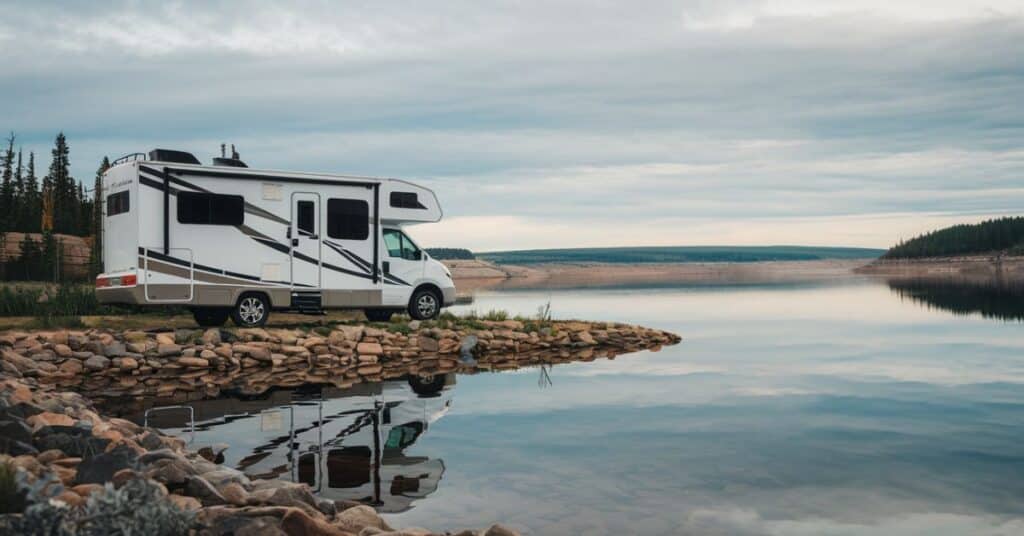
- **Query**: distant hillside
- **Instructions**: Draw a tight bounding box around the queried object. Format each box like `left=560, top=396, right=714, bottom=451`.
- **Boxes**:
left=478, top=246, right=884, bottom=265
left=425, top=247, right=475, bottom=260
left=883, top=217, right=1024, bottom=259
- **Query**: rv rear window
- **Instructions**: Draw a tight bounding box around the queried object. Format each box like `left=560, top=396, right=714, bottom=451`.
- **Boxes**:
left=107, top=191, right=130, bottom=216
left=390, top=191, right=426, bottom=210
left=177, top=191, right=244, bottom=225
left=327, top=198, right=369, bottom=240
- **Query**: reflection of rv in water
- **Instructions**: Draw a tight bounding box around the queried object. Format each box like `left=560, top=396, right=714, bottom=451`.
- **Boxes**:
left=139, top=375, right=454, bottom=513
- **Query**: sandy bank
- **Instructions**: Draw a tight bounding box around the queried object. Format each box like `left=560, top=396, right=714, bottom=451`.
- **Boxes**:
left=446, top=258, right=874, bottom=290
left=856, top=255, right=1024, bottom=283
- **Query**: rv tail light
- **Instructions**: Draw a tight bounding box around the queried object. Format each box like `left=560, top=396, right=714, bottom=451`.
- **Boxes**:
left=95, top=277, right=110, bottom=288
left=121, top=274, right=137, bottom=287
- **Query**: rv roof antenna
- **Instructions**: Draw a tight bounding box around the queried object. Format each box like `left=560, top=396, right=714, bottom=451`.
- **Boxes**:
left=231, top=144, right=239, bottom=160
left=220, top=143, right=226, bottom=158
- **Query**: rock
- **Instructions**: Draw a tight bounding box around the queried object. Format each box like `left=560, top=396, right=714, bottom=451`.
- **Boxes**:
left=123, top=331, right=148, bottom=343
left=185, top=475, right=228, bottom=505
left=235, top=344, right=272, bottom=362
left=178, top=357, right=210, bottom=368
left=126, top=342, right=148, bottom=354
left=137, top=431, right=167, bottom=451
left=417, top=337, right=439, bottom=352
left=84, top=354, right=111, bottom=371
left=118, top=356, right=139, bottom=370
left=266, top=484, right=321, bottom=515
left=483, top=524, right=519, bottom=536
left=2, top=349, right=38, bottom=372
left=0, top=416, right=34, bottom=450
left=103, top=342, right=127, bottom=357
left=357, top=365, right=383, bottom=376
left=200, top=467, right=252, bottom=489
left=200, top=349, right=218, bottom=360
left=56, top=489, right=85, bottom=507
left=202, top=329, right=222, bottom=345
left=112, top=468, right=142, bottom=488
left=168, top=493, right=203, bottom=511
left=33, top=429, right=110, bottom=458
left=574, top=331, right=596, bottom=345
left=75, top=444, right=139, bottom=484
left=27, top=411, right=75, bottom=430
left=219, top=481, right=249, bottom=506
left=147, top=456, right=199, bottom=486
left=158, top=343, right=182, bottom=357
left=407, top=320, right=421, bottom=330
left=206, top=514, right=287, bottom=536
left=53, top=344, right=72, bottom=357
left=334, top=505, right=392, bottom=533
left=356, top=342, right=384, bottom=356
left=155, top=333, right=176, bottom=345
left=59, top=359, right=84, bottom=375
left=280, top=508, right=348, bottom=536
left=71, top=483, right=104, bottom=498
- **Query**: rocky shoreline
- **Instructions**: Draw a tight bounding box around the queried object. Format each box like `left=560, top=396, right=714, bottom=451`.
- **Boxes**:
left=0, top=318, right=680, bottom=535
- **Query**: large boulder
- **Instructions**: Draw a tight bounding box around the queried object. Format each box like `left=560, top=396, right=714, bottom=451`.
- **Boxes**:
left=333, top=505, right=392, bottom=534
left=75, top=444, right=139, bottom=484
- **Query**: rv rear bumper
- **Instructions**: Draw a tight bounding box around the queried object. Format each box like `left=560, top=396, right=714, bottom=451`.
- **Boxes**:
left=96, top=286, right=146, bottom=305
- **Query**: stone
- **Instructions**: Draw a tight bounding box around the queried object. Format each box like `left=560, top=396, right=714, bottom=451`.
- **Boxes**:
left=219, top=481, right=249, bottom=506
left=356, top=342, right=383, bottom=356
left=33, top=430, right=110, bottom=458
left=155, top=333, right=176, bottom=345
left=138, top=431, right=167, bottom=451
left=202, top=328, right=222, bottom=345
left=119, top=357, right=139, bottom=370
left=207, top=514, right=287, bottom=536
left=574, top=331, right=596, bottom=345
left=112, top=468, right=142, bottom=488
left=280, top=509, right=348, bottom=536
left=266, top=484, right=321, bottom=515
left=56, top=490, right=85, bottom=507
left=126, top=342, right=148, bottom=354
left=407, top=320, right=421, bottom=330
left=75, top=444, right=139, bottom=484
left=158, top=343, right=182, bottom=357
left=27, top=411, right=75, bottom=429
left=84, top=354, right=111, bottom=371
left=103, top=342, right=127, bottom=357
left=357, top=365, right=383, bottom=376
left=185, top=474, right=228, bottom=505
left=235, top=344, right=272, bottom=362
left=147, top=456, right=198, bottom=486
left=123, top=330, right=148, bottom=342
left=178, top=357, right=210, bottom=368
left=2, top=349, right=38, bottom=372
left=71, top=483, right=104, bottom=498
left=59, top=359, right=84, bottom=375
left=53, top=344, right=72, bottom=357
left=417, top=337, right=439, bottom=352
left=334, top=505, right=392, bottom=533
left=169, top=493, right=203, bottom=511
left=483, top=524, right=519, bottom=536
left=200, top=349, right=218, bottom=360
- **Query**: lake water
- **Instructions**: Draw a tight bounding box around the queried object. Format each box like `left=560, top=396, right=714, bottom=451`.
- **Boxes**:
left=128, top=276, right=1024, bottom=535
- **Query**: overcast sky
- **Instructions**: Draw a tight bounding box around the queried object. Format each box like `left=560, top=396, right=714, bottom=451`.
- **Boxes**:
left=3, top=1, right=1023, bottom=250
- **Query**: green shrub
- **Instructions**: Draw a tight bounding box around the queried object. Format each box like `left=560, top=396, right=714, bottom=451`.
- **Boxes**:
left=0, top=460, right=25, bottom=514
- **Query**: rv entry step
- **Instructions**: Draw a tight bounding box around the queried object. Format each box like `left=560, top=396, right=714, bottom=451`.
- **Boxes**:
left=291, top=291, right=324, bottom=315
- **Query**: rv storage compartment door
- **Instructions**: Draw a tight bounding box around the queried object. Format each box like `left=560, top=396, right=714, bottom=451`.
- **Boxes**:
left=142, top=247, right=194, bottom=302
left=291, top=193, right=322, bottom=289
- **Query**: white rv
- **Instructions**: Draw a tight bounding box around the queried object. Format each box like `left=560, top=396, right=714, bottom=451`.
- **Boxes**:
left=95, top=149, right=456, bottom=326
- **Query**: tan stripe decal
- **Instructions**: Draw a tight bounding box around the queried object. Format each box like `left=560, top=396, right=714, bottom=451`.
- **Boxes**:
left=139, top=257, right=277, bottom=287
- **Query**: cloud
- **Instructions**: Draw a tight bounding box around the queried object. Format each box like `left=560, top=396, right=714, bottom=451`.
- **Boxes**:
left=2, top=1, right=1023, bottom=248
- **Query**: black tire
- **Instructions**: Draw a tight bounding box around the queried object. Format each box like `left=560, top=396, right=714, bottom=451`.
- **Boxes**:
left=408, top=287, right=441, bottom=320
left=408, top=374, right=446, bottom=397
left=364, top=309, right=396, bottom=322
left=232, top=293, right=270, bottom=327
left=193, top=307, right=230, bottom=327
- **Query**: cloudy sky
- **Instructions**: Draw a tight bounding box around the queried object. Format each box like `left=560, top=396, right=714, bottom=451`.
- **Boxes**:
left=3, top=1, right=1023, bottom=250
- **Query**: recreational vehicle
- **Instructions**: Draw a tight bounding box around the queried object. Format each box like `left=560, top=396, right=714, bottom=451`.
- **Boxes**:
left=95, top=149, right=456, bottom=326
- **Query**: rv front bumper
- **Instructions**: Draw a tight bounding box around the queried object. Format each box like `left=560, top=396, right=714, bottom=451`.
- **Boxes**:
left=442, top=286, right=457, bottom=306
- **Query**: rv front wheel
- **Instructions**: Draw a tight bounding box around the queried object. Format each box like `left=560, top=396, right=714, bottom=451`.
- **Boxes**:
left=408, top=287, right=441, bottom=320
left=232, top=293, right=270, bottom=327
left=193, top=307, right=230, bottom=327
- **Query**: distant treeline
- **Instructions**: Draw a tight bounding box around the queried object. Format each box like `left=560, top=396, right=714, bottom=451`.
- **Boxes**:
left=0, top=131, right=109, bottom=281
left=883, top=217, right=1024, bottom=259
left=479, top=245, right=885, bottom=264
left=425, top=248, right=475, bottom=260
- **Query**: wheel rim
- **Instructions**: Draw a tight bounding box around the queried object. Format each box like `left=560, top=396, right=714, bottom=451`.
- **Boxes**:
left=239, top=297, right=265, bottom=324
left=416, top=294, right=437, bottom=318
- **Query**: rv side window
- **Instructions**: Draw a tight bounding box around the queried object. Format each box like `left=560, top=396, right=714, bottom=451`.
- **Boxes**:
left=327, top=198, right=369, bottom=240
left=177, top=191, right=244, bottom=225
left=107, top=191, right=129, bottom=216
left=390, top=191, right=426, bottom=209
left=296, top=201, right=315, bottom=236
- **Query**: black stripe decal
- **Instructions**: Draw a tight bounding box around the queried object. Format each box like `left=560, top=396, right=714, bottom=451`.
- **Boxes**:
left=138, top=247, right=300, bottom=287
left=161, top=166, right=379, bottom=189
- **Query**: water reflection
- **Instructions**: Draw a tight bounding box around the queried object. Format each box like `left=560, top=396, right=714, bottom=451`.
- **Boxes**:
left=887, top=276, right=1024, bottom=321
left=115, top=375, right=456, bottom=513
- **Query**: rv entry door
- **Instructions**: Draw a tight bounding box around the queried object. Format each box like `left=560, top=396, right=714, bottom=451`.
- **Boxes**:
left=291, top=193, right=322, bottom=289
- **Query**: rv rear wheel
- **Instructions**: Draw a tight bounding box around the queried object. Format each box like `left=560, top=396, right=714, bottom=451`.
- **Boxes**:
left=364, top=309, right=396, bottom=322
left=408, top=288, right=441, bottom=320
left=232, top=293, right=270, bottom=327
left=192, top=307, right=230, bottom=327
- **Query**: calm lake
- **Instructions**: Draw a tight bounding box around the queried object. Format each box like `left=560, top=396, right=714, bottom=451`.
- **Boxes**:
left=121, top=275, right=1024, bottom=535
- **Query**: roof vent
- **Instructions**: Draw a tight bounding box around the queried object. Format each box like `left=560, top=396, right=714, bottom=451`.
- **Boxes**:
left=148, top=149, right=200, bottom=165
left=213, top=143, right=247, bottom=167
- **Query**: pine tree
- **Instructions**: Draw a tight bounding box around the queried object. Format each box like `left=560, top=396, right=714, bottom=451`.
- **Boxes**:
left=21, top=152, right=39, bottom=233
left=0, top=133, right=14, bottom=232
left=90, top=156, right=110, bottom=275
left=16, top=233, right=42, bottom=280
left=41, top=230, right=59, bottom=282
left=13, top=148, right=23, bottom=231
left=46, top=132, right=75, bottom=235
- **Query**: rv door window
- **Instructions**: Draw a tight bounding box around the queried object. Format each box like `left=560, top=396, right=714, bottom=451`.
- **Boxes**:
left=326, top=198, right=369, bottom=240
left=384, top=229, right=421, bottom=260
left=296, top=200, right=315, bottom=236
left=177, top=192, right=244, bottom=225
left=106, top=191, right=130, bottom=216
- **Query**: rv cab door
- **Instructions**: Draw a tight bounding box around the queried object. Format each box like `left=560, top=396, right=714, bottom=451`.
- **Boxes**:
left=291, top=193, right=322, bottom=289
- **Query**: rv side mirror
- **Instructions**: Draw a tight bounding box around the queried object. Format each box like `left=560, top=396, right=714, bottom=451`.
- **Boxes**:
left=412, top=250, right=422, bottom=261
